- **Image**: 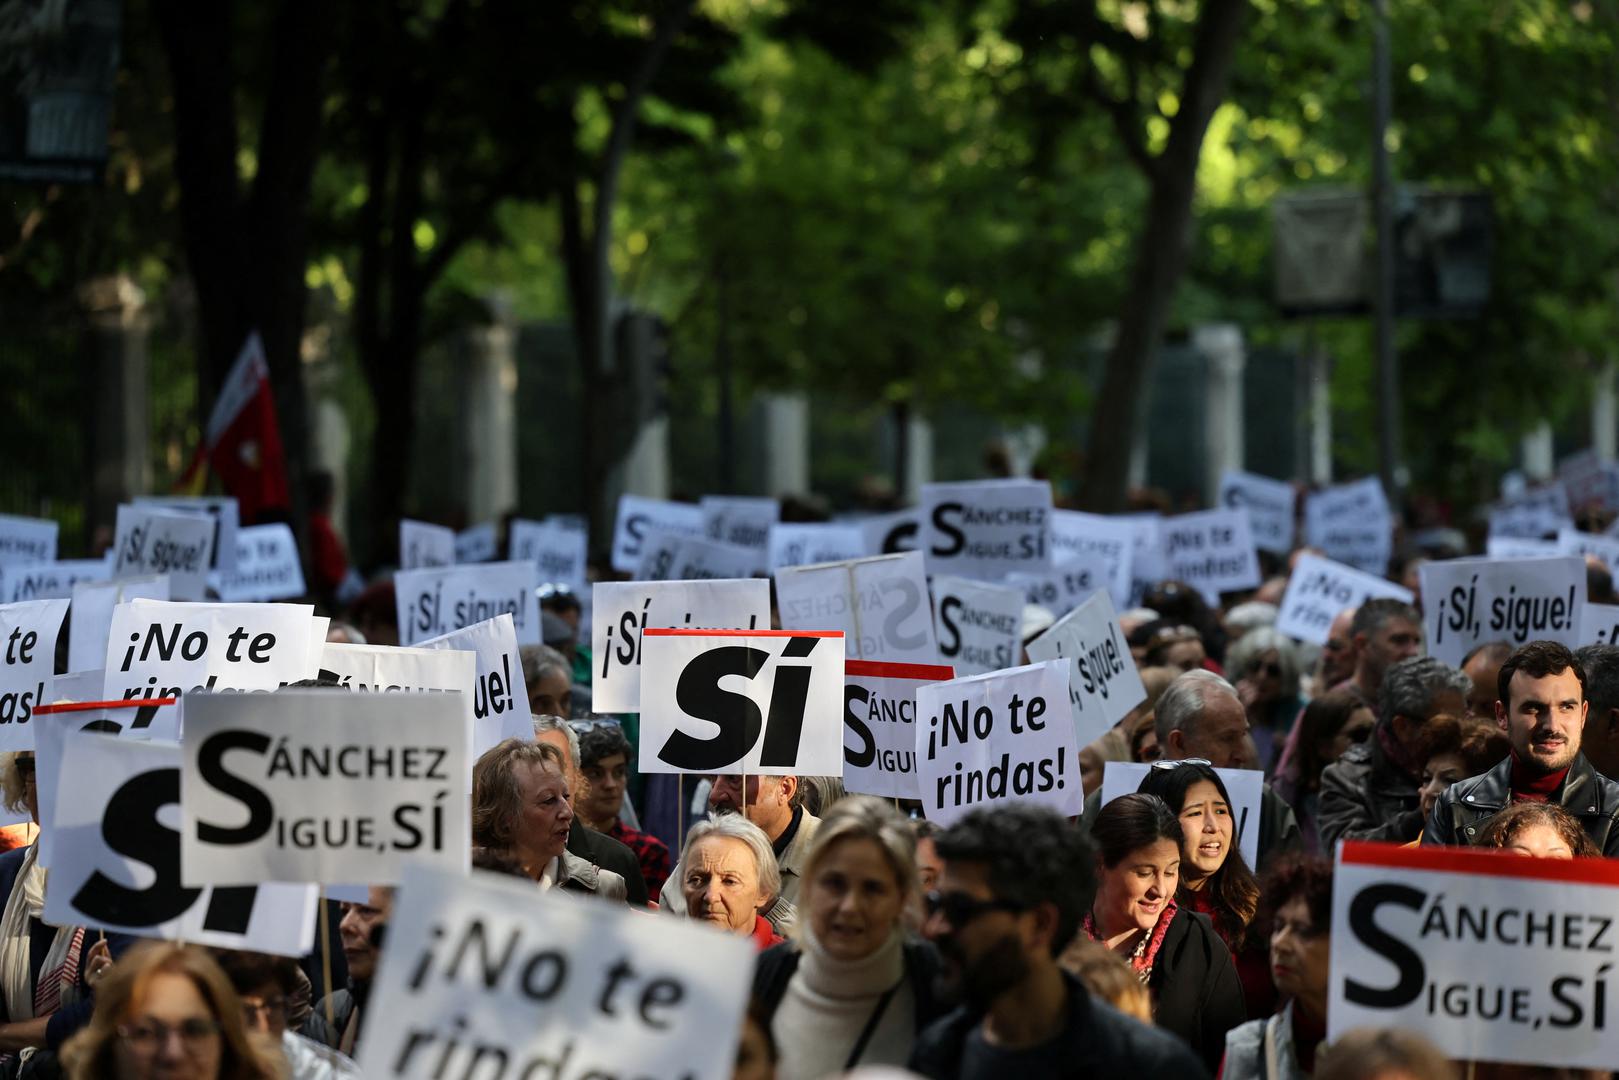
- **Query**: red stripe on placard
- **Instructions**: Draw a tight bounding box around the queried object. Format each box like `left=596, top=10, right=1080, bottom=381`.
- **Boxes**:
left=846, top=660, right=956, bottom=681
left=641, top=628, right=845, bottom=638
left=34, top=699, right=178, bottom=714
left=1339, top=840, right=1619, bottom=886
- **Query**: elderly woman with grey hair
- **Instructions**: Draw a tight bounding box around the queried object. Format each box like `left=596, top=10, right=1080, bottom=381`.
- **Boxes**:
left=1225, top=626, right=1305, bottom=773
left=678, top=815, right=784, bottom=950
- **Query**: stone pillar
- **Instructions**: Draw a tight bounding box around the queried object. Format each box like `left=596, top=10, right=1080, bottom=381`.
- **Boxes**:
left=904, top=414, right=933, bottom=505
left=759, top=393, right=810, bottom=497
left=80, top=274, right=150, bottom=535
left=299, top=286, right=353, bottom=539
left=1196, top=322, right=1246, bottom=504
left=1521, top=421, right=1554, bottom=481
left=461, top=296, right=520, bottom=523
left=1594, top=363, right=1616, bottom=462
left=620, top=416, right=671, bottom=498
left=1307, top=341, right=1333, bottom=484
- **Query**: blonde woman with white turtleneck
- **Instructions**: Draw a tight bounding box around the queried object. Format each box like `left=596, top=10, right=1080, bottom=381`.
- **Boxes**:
left=749, top=797, right=946, bottom=1080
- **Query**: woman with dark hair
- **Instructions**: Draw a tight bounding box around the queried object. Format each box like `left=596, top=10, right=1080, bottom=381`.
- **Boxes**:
left=1220, top=855, right=1336, bottom=1079
left=1479, top=802, right=1599, bottom=858
left=1412, top=714, right=1511, bottom=844
left=1136, top=762, right=1272, bottom=1019
left=1082, top=792, right=1245, bottom=1072
left=1272, top=693, right=1376, bottom=854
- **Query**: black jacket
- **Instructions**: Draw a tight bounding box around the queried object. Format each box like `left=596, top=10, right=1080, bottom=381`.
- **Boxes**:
left=1081, top=781, right=1301, bottom=875
left=1317, top=729, right=1423, bottom=849
left=908, top=969, right=1209, bottom=1080
left=752, top=937, right=948, bottom=1036
left=567, top=818, right=648, bottom=905
left=1147, top=907, right=1246, bottom=1074
left=1423, top=753, right=1619, bottom=855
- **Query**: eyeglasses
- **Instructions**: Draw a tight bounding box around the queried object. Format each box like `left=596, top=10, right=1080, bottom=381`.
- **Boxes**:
left=240, top=995, right=287, bottom=1024
left=1248, top=661, right=1283, bottom=678
left=116, top=1018, right=221, bottom=1054
left=566, top=718, right=622, bottom=736
left=1150, top=758, right=1213, bottom=770
left=923, top=890, right=1027, bottom=927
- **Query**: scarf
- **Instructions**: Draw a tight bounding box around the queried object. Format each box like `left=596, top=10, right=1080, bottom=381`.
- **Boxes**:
left=1083, top=898, right=1179, bottom=984
left=0, top=845, right=84, bottom=1020
left=1509, top=754, right=1570, bottom=804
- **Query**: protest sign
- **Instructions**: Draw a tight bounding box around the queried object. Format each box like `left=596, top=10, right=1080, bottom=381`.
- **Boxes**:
left=638, top=629, right=845, bottom=775
left=611, top=495, right=705, bottom=574
left=0, top=558, right=109, bottom=602
left=1025, top=589, right=1146, bottom=748
left=916, top=660, right=1080, bottom=826
left=70, top=574, right=169, bottom=674
left=592, top=580, right=770, bottom=713
left=843, top=660, right=954, bottom=800
left=1220, top=469, right=1297, bottom=554
left=1305, top=478, right=1394, bottom=574
left=635, top=531, right=761, bottom=581
left=43, top=731, right=317, bottom=955
left=1328, top=841, right=1619, bottom=1069
left=921, top=480, right=1052, bottom=581
left=209, top=524, right=305, bottom=602
left=394, top=560, right=541, bottom=646
left=1489, top=485, right=1574, bottom=540
left=1557, top=527, right=1619, bottom=572
left=134, top=496, right=240, bottom=571
left=113, top=505, right=215, bottom=600
left=1162, top=508, right=1262, bottom=602
left=701, top=495, right=779, bottom=553
left=1560, top=448, right=1619, bottom=516
left=1120, top=513, right=1167, bottom=606
left=858, top=509, right=920, bottom=556
left=509, top=518, right=589, bottom=595
left=181, top=690, right=470, bottom=885
left=1005, top=556, right=1109, bottom=619
left=455, top=522, right=498, bottom=564
left=318, top=644, right=478, bottom=758
left=1100, top=761, right=1262, bottom=869
left=102, top=599, right=320, bottom=740
left=400, top=519, right=455, bottom=570
left=357, top=861, right=754, bottom=1080
left=1275, top=554, right=1415, bottom=646
left=1048, top=511, right=1135, bottom=608
left=418, top=615, right=534, bottom=749
left=931, top=575, right=1024, bottom=678
left=775, top=552, right=938, bottom=663
left=768, top=522, right=867, bottom=572
left=0, top=514, right=57, bottom=566
left=0, top=599, right=69, bottom=749
left=1419, top=556, right=1586, bottom=667
left=1487, top=537, right=1562, bottom=560
left=1580, top=603, right=1619, bottom=646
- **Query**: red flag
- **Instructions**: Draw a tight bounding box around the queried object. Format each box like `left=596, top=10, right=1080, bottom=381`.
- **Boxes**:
left=186, top=333, right=290, bottom=523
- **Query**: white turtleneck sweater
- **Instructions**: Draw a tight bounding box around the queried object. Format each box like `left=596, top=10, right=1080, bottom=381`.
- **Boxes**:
left=770, top=924, right=916, bottom=1080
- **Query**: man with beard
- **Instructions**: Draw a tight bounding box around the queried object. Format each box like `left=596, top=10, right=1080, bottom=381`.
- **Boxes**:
left=1426, top=641, right=1619, bottom=853
left=909, top=804, right=1206, bottom=1079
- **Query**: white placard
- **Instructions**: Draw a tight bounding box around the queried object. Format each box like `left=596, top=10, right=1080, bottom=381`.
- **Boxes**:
left=1275, top=553, right=1414, bottom=646
left=1560, top=449, right=1619, bottom=515
left=113, top=505, right=216, bottom=600
left=417, top=615, right=535, bottom=751
left=635, top=531, right=761, bottom=581
left=101, top=599, right=319, bottom=740
left=317, top=643, right=478, bottom=763
left=357, top=862, right=754, bottom=1080
left=394, top=561, right=541, bottom=646
left=400, top=519, right=455, bottom=570
left=1328, top=842, right=1619, bottom=1069
left=1489, top=485, right=1574, bottom=540
left=843, top=659, right=954, bottom=800
left=1487, top=537, right=1562, bottom=560
left=858, top=509, right=921, bottom=556
left=0, top=514, right=58, bottom=566
left=455, top=522, right=498, bottom=564
left=34, top=701, right=170, bottom=868
left=1419, top=556, right=1586, bottom=667
left=768, top=523, right=867, bottom=572
left=1005, top=556, right=1110, bottom=619
left=592, top=580, right=771, bottom=714
left=70, top=574, right=169, bottom=674
left=1162, top=508, right=1262, bottom=602
left=1099, top=761, right=1262, bottom=870
left=1220, top=469, right=1297, bottom=554
left=0, top=599, right=69, bottom=749
left=1025, top=589, right=1147, bottom=748
left=638, top=629, right=845, bottom=775
left=932, top=575, right=1025, bottom=677
left=921, top=479, right=1053, bottom=581
left=916, top=660, right=1080, bottom=826
left=1120, top=513, right=1167, bottom=606
left=1048, top=511, right=1135, bottom=608
left=1580, top=602, right=1619, bottom=646
left=181, top=690, right=470, bottom=885
left=134, top=496, right=241, bottom=572
left=611, top=495, right=705, bottom=574
left=1558, top=527, right=1619, bottom=571
left=701, top=495, right=779, bottom=552
left=43, top=731, right=317, bottom=955
left=1305, top=478, right=1394, bottom=574
left=509, top=518, right=589, bottom=595
left=775, top=551, right=938, bottom=663
left=209, top=523, right=306, bottom=602
left=0, top=558, right=109, bottom=602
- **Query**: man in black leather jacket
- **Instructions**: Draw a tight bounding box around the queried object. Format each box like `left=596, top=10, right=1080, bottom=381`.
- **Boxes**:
left=1425, top=641, right=1619, bottom=854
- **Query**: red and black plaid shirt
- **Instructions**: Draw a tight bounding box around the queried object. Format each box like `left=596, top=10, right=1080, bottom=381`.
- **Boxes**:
left=609, top=821, right=672, bottom=899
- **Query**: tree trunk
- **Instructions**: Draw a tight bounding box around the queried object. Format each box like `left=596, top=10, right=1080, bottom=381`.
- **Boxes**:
left=1076, top=0, right=1247, bottom=512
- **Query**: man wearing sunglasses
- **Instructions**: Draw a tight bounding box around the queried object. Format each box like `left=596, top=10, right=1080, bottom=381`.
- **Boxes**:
left=909, top=804, right=1206, bottom=1079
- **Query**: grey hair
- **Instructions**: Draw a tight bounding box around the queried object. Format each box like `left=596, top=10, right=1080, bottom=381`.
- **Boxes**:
left=1380, top=656, right=1472, bottom=726
left=1225, top=602, right=1278, bottom=634
left=520, top=644, right=571, bottom=688
left=682, top=814, right=782, bottom=906
left=531, top=713, right=579, bottom=769
left=1576, top=645, right=1619, bottom=716
left=1225, top=627, right=1302, bottom=696
left=1155, top=669, right=1239, bottom=744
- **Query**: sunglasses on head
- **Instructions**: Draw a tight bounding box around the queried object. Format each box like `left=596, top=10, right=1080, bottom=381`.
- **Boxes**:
left=1150, top=757, right=1213, bottom=770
